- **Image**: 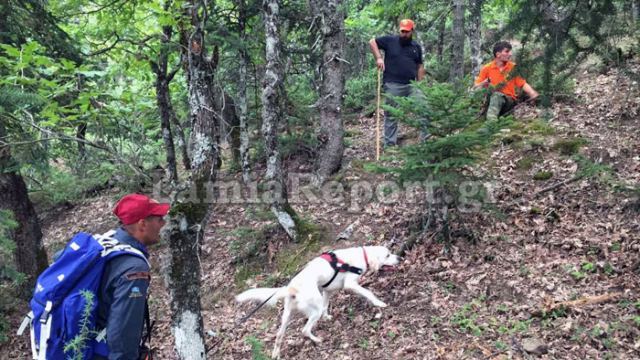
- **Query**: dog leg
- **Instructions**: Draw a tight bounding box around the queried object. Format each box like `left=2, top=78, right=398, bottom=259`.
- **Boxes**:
left=321, top=291, right=332, bottom=320
left=302, top=309, right=322, bottom=344
left=344, top=281, right=387, bottom=307
left=272, top=298, right=293, bottom=359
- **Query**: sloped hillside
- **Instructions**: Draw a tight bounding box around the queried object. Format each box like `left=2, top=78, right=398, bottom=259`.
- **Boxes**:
left=4, top=61, right=639, bottom=360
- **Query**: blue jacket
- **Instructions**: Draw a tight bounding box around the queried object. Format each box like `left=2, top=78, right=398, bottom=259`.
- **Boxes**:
left=96, top=228, right=151, bottom=360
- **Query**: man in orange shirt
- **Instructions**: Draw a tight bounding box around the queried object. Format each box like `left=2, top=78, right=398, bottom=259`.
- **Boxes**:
left=474, top=41, right=538, bottom=120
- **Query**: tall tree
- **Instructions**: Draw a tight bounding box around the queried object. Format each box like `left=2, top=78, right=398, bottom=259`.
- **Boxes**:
left=449, top=0, right=465, bottom=81
left=436, top=14, right=446, bottom=63
left=162, top=0, right=218, bottom=358
left=0, top=118, right=48, bottom=298
left=237, top=0, right=252, bottom=184
left=150, top=1, right=180, bottom=184
left=468, top=0, right=484, bottom=78
left=312, top=0, right=346, bottom=185
left=262, top=0, right=298, bottom=240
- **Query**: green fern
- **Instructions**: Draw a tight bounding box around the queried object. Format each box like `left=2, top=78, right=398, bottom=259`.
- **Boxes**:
left=0, top=86, right=46, bottom=113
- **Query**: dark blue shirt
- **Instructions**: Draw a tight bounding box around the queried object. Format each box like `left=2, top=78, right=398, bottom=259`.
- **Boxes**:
left=96, top=228, right=150, bottom=360
left=375, top=35, right=423, bottom=84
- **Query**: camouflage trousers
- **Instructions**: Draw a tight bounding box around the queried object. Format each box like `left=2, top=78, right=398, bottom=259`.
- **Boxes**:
left=486, top=92, right=515, bottom=121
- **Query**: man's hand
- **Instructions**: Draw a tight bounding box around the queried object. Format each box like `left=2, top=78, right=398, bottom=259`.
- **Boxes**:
left=472, top=78, right=489, bottom=90
left=376, top=58, right=385, bottom=71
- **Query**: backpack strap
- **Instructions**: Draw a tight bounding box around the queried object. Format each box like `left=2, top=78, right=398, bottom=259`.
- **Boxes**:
left=142, top=300, right=153, bottom=346
left=16, top=311, right=37, bottom=359
left=95, top=231, right=150, bottom=267
left=37, top=301, right=53, bottom=360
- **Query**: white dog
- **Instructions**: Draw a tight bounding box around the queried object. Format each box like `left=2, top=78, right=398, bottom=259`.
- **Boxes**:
left=236, top=246, right=401, bottom=358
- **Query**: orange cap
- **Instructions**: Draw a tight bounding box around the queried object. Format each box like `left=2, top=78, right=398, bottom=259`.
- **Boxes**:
left=399, top=19, right=414, bottom=31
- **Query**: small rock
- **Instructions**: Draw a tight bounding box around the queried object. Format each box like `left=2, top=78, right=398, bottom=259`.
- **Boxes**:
left=336, top=221, right=358, bottom=240
left=522, top=337, right=548, bottom=355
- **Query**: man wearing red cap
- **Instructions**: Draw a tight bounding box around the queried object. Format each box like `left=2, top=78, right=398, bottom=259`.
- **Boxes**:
left=369, top=19, right=427, bottom=146
left=93, top=194, right=170, bottom=360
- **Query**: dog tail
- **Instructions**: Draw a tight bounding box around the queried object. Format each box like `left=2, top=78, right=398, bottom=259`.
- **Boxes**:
left=235, top=287, right=289, bottom=307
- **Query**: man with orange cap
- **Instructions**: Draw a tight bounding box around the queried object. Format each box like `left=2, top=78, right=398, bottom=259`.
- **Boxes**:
left=93, top=193, right=170, bottom=360
left=369, top=19, right=427, bottom=146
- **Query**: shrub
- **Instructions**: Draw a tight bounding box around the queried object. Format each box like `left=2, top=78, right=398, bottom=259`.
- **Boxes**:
left=0, top=210, right=22, bottom=343
left=344, top=68, right=376, bottom=113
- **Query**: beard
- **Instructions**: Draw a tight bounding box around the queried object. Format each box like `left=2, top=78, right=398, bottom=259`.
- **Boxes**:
left=399, top=35, right=412, bottom=46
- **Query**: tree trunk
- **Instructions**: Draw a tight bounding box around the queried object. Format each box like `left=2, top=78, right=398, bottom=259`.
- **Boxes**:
left=151, top=6, right=180, bottom=184
left=262, top=0, right=298, bottom=241
left=212, top=88, right=240, bottom=168
left=468, top=0, right=483, bottom=78
left=633, top=0, right=639, bottom=24
left=0, top=122, right=48, bottom=299
left=162, top=1, right=217, bottom=358
left=437, top=14, right=446, bottom=63
left=237, top=0, right=252, bottom=183
left=313, top=0, right=345, bottom=185
left=76, top=122, right=87, bottom=162
left=171, top=113, right=191, bottom=171
left=449, top=0, right=465, bottom=82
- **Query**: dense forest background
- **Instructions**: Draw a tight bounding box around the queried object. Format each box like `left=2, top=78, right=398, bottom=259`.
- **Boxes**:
left=1, top=0, right=639, bottom=359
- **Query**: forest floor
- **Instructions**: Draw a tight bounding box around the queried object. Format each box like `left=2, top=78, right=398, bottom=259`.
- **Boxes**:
left=4, top=61, right=640, bottom=360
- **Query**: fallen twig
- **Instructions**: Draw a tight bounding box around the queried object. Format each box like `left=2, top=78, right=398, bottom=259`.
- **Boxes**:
left=532, top=292, right=624, bottom=317
left=533, top=174, right=584, bottom=197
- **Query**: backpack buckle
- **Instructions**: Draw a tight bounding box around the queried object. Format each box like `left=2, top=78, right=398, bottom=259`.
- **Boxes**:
left=40, top=301, right=53, bottom=324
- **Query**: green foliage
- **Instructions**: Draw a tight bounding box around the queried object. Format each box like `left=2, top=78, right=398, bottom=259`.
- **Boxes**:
left=581, top=262, right=596, bottom=273
left=553, top=137, right=588, bottom=155
left=279, top=132, right=318, bottom=161
left=451, top=299, right=485, bottom=336
left=0, top=210, right=22, bottom=343
left=493, top=0, right=629, bottom=106
left=515, top=155, right=538, bottom=170
left=533, top=171, right=553, bottom=181
left=245, top=335, right=270, bottom=360
left=344, top=68, right=376, bottom=113
left=573, top=155, right=612, bottom=180
left=63, top=290, right=96, bottom=359
left=373, top=79, right=511, bottom=217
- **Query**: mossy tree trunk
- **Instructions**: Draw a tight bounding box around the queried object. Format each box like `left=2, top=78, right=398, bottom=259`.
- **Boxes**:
left=163, top=1, right=219, bottom=358
left=469, top=0, right=484, bottom=78
left=237, top=0, right=252, bottom=184
left=261, top=0, right=298, bottom=240
left=449, top=0, right=465, bottom=82
left=312, top=0, right=346, bottom=186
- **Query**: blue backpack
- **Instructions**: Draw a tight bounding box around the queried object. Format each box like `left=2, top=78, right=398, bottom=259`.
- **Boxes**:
left=17, top=230, right=149, bottom=360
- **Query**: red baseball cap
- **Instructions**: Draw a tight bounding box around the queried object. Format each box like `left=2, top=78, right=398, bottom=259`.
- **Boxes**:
left=399, top=19, right=414, bottom=31
left=113, top=194, right=170, bottom=225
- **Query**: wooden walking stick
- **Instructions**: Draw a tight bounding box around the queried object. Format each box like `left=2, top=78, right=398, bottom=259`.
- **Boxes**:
left=376, top=67, right=381, bottom=161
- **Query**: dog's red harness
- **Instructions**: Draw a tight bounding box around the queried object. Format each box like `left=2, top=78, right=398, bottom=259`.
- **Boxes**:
left=320, top=247, right=370, bottom=288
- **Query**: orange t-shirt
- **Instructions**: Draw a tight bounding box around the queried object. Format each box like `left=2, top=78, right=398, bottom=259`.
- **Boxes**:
left=474, top=60, right=526, bottom=100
